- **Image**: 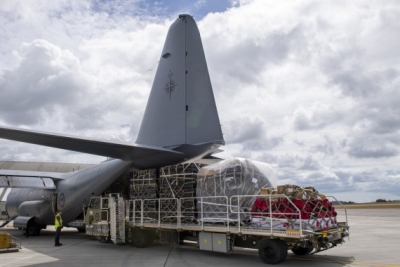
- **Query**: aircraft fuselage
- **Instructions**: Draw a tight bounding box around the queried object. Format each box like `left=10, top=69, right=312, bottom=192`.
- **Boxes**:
left=6, top=187, right=55, bottom=225
left=6, top=159, right=132, bottom=226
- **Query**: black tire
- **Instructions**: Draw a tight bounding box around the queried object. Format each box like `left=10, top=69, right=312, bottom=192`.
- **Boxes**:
left=33, top=225, right=41, bottom=236
left=291, top=245, right=314, bottom=256
left=258, top=239, right=287, bottom=264
left=134, top=230, right=149, bottom=248
left=77, top=227, right=86, bottom=233
left=277, top=239, right=288, bottom=260
left=27, top=224, right=35, bottom=236
left=26, top=220, right=41, bottom=236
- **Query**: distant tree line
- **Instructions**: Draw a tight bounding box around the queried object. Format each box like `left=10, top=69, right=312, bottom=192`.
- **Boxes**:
left=341, top=201, right=355, bottom=204
left=331, top=199, right=400, bottom=205
left=376, top=199, right=400, bottom=202
left=332, top=199, right=400, bottom=204
left=332, top=201, right=355, bottom=205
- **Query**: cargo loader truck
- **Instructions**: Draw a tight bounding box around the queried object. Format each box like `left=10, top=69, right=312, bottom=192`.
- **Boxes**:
left=85, top=159, right=349, bottom=265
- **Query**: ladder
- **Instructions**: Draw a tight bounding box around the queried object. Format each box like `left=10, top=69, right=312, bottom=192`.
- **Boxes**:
left=110, top=196, right=125, bottom=244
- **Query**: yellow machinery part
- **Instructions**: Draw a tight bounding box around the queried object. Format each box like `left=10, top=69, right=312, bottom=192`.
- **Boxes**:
left=0, top=232, right=11, bottom=249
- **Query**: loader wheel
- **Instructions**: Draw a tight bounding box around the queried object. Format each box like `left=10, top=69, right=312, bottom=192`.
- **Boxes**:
left=134, top=230, right=148, bottom=248
left=291, top=246, right=314, bottom=255
left=258, top=239, right=287, bottom=264
left=278, top=239, right=288, bottom=260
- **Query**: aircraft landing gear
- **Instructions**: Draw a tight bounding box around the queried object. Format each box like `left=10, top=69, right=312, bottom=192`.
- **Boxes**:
left=24, top=219, right=42, bottom=237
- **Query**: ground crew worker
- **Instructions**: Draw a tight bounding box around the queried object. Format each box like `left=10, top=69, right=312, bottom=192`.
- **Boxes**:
left=54, top=210, right=63, bottom=246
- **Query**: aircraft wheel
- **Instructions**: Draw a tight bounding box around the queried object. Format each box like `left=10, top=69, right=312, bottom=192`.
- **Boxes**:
left=258, top=239, right=287, bottom=264
left=26, top=220, right=41, bottom=236
left=77, top=227, right=86, bottom=233
left=27, top=223, right=34, bottom=236
left=134, top=230, right=148, bottom=248
left=33, top=224, right=41, bottom=236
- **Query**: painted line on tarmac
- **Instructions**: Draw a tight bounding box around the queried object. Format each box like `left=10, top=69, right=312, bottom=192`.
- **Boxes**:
left=291, top=257, right=400, bottom=267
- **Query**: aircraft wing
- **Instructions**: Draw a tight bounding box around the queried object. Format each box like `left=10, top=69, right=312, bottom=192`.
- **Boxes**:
left=0, top=169, right=66, bottom=189
left=0, top=126, right=183, bottom=162
left=0, top=169, right=66, bottom=179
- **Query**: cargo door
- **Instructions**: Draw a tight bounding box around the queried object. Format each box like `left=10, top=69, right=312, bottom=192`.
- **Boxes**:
left=51, top=193, right=58, bottom=214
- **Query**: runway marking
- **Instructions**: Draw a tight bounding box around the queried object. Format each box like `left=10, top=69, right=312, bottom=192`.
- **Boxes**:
left=291, top=257, right=400, bottom=267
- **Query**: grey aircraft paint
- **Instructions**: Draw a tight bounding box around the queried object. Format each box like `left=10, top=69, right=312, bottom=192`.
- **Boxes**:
left=136, top=14, right=224, bottom=148
left=0, top=15, right=224, bottom=234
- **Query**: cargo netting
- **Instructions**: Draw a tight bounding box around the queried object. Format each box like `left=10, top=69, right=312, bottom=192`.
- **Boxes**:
left=196, top=158, right=277, bottom=223
left=158, top=163, right=205, bottom=223
left=129, top=169, right=158, bottom=220
left=250, top=184, right=338, bottom=230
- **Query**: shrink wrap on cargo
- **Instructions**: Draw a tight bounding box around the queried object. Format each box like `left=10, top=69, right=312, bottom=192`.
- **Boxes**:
left=196, top=158, right=277, bottom=223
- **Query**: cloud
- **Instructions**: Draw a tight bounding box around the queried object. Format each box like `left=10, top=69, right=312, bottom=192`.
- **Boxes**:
left=222, top=115, right=283, bottom=152
left=348, top=137, right=398, bottom=158
left=1, top=0, right=400, bottom=201
left=291, top=103, right=344, bottom=131
left=0, top=40, right=89, bottom=126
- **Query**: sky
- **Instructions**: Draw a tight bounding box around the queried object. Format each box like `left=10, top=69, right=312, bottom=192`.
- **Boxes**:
left=1, top=0, right=400, bottom=202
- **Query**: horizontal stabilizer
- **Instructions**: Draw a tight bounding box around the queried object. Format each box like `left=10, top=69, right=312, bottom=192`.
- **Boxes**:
left=0, top=126, right=182, bottom=162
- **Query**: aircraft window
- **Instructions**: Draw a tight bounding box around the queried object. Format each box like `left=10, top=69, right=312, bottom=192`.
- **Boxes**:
left=101, top=210, right=108, bottom=221
left=89, top=198, right=101, bottom=209
left=102, top=199, right=109, bottom=209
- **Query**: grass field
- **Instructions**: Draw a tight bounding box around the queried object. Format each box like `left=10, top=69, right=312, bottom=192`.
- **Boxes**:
left=334, top=202, right=400, bottom=209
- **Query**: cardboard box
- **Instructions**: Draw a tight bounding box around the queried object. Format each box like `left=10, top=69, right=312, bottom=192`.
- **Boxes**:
left=0, top=232, right=10, bottom=249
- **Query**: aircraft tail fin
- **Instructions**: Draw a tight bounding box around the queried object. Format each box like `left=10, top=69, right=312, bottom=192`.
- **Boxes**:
left=136, top=14, right=224, bottom=149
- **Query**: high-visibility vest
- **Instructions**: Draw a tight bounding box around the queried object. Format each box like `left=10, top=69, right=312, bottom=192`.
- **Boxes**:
left=55, top=213, right=63, bottom=229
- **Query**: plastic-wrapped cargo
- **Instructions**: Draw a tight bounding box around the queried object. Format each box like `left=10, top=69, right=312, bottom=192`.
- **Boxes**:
left=196, top=158, right=277, bottom=223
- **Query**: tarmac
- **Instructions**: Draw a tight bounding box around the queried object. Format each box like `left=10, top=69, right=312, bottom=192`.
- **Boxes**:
left=1, top=209, right=399, bottom=267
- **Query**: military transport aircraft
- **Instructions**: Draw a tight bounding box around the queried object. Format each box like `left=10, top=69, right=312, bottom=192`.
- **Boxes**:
left=0, top=14, right=225, bottom=236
